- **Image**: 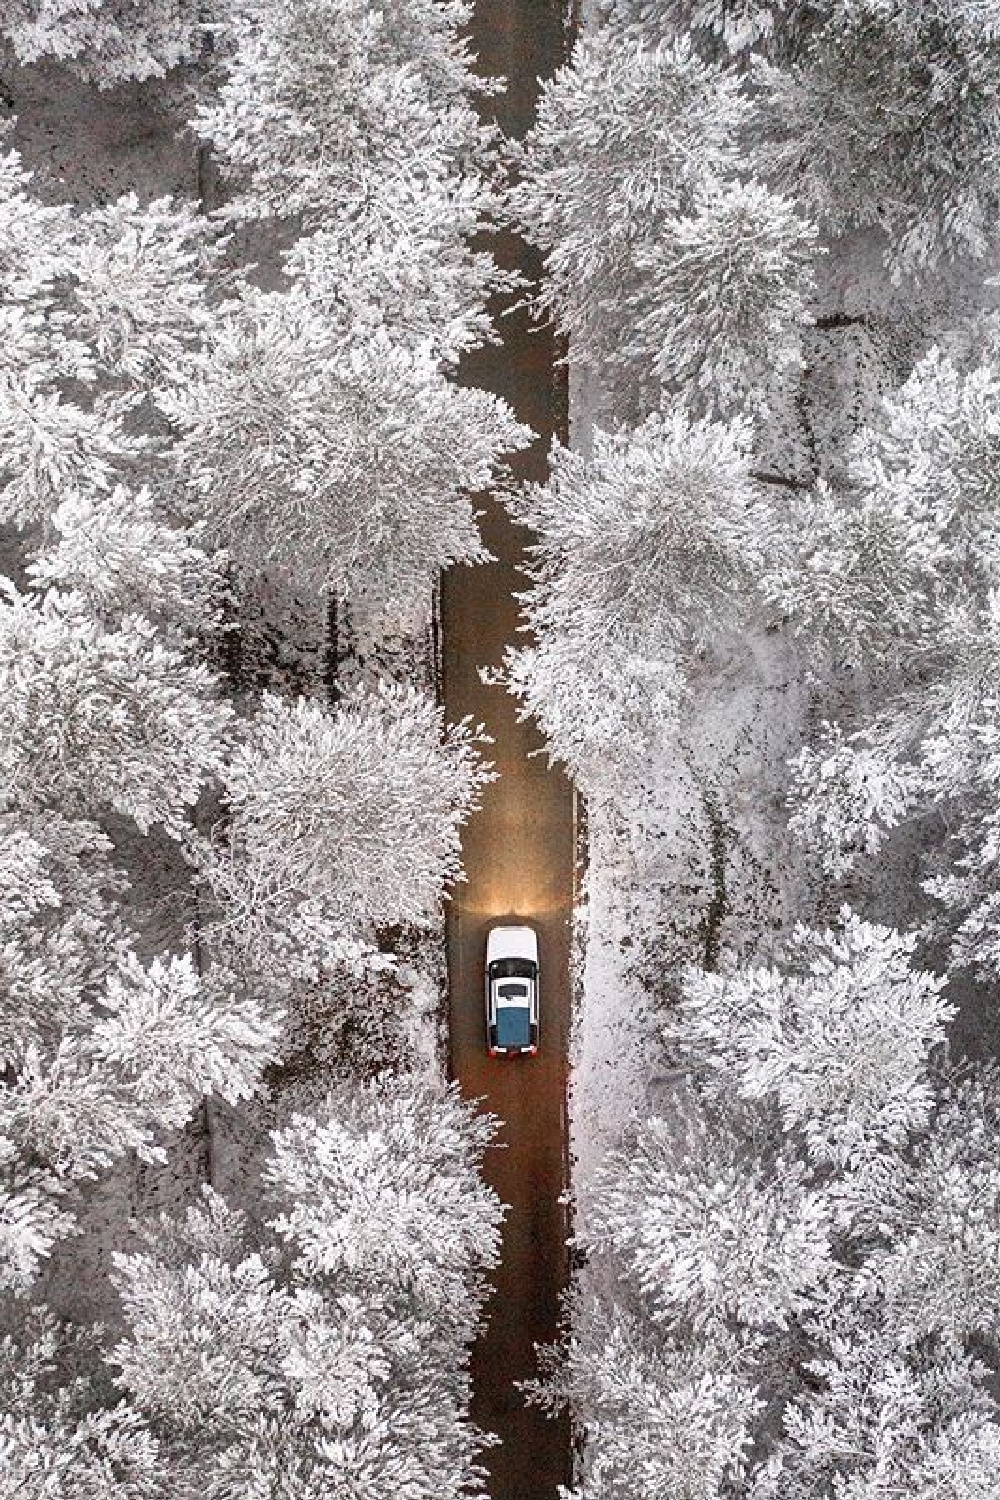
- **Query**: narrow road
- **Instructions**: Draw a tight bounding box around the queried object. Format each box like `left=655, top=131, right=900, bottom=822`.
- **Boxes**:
left=442, top=3, right=573, bottom=1499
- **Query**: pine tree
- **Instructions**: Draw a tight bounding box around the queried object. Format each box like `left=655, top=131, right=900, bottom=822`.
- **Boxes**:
left=0, top=811, right=126, bottom=1067
left=510, top=30, right=749, bottom=412
left=61, top=194, right=223, bottom=384
left=0, top=810, right=280, bottom=1292
left=542, top=931, right=1000, bottom=1500
left=601, top=0, right=807, bottom=56
left=752, top=1336, right=1000, bottom=1500
left=502, top=582, right=687, bottom=795
left=161, top=294, right=528, bottom=617
left=757, top=3, right=1000, bottom=273
left=634, top=175, right=817, bottom=416
left=285, top=206, right=510, bottom=367
left=194, top=0, right=491, bottom=229
left=514, top=412, right=764, bottom=653
left=586, top=1111, right=831, bottom=1337
left=0, top=1145, right=75, bottom=1294
left=3, top=953, right=280, bottom=1180
left=0, top=380, right=141, bottom=530
left=204, top=685, right=492, bottom=950
left=0, top=1313, right=168, bottom=1498
left=110, top=1079, right=503, bottom=1500
left=762, top=479, right=943, bottom=669
left=672, top=913, right=954, bottom=1166
left=774, top=351, right=1000, bottom=976
left=1, top=0, right=203, bottom=84
left=848, top=1071, right=1000, bottom=1353
left=0, top=584, right=232, bottom=837
left=534, top=1299, right=761, bottom=1500
left=266, top=1074, right=504, bottom=1340
left=27, top=488, right=225, bottom=642
left=0, top=144, right=224, bottom=528
left=786, top=723, right=924, bottom=877
left=504, top=411, right=764, bottom=788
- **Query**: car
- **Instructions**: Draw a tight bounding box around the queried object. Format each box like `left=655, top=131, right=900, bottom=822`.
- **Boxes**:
left=485, top=923, right=539, bottom=1057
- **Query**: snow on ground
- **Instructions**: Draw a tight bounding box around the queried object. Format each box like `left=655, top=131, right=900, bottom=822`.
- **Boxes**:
left=7, top=61, right=197, bottom=204
left=569, top=627, right=813, bottom=1205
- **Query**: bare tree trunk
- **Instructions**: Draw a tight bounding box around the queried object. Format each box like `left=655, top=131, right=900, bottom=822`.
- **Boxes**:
left=325, top=594, right=341, bottom=705
left=189, top=864, right=217, bottom=1189
left=196, top=142, right=217, bottom=212
left=428, top=584, right=443, bottom=702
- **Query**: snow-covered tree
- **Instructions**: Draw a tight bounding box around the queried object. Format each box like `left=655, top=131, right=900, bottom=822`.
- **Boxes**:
left=550, top=919, right=1000, bottom=1500
left=0, top=1145, right=75, bottom=1294
left=162, top=295, right=528, bottom=616
left=502, top=582, right=687, bottom=795
left=267, top=1074, right=503, bottom=1339
left=4, top=171, right=222, bottom=390
left=0, top=146, right=222, bottom=527
left=600, top=0, right=808, bottom=56
left=0, top=145, right=103, bottom=527
left=60, top=194, right=223, bottom=384
left=0, top=684, right=272, bottom=1298
left=5, top=956, right=279, bottom=1181
left=0, top=943, right=279, bottom=1290
left=0, top=584, right=231, bottom=836
left=586, top=1111, right=831, bottom=1336
left=0, top=1312, right=169, bottom=1498
left=504, top=411, right=764, bottom=788
left=634, top=175, right=817, bottom=415
left=114, top=1240, right=487, bottom=1500
left=0, top=1392, right=165, bottom=1499
left=846, top=1071, right=1000, bottom=1353
left=1, top=823, right=245, bottom=1282
left=757, top=3, right=1000, bottom=274
left=515, top=412, right=764, bottom=652
left=191, top=0, right=509, bottom=392
left=285, top=208, right=510, bottom=367
left=0, top=380, right=141, bottom=530
left=762, top=481, right=943, bottom=669
left=849, top=347, right=1000, bottom=586
left=672, top=913, right=954, bottom=1166
left=786, top=723, right=926, bottom=876
left=195, top=0, right=491, bottom=228
left=113, top=1240, right=295, bottom=1437
left=752, top=1336, right=1000, bottom=1500
left=84, top=954, right=280, bottom=1138
left=111, top=1081, right=502, bottom=1500
left=0, top=137, right=75, bottom=308
left=774, top=350, right=1000, bottom=979
left=535, top=1300, right=761, bottom=1500
left=205, top=685, right=491, bottom=949
left=764, top=346, right=1000, bottom=665
left=0, top=812, right=126, bottom=1067
left=27, top=488, right=225, bottom=641
left=1, top=0, right=204, bottom=84
left=511, top=30, right=749, bottom=410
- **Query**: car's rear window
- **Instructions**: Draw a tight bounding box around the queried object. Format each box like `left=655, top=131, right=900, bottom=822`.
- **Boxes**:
left=497, top=982, right=528, bottom=999
left=496, top=1007, right=532, bottom=1048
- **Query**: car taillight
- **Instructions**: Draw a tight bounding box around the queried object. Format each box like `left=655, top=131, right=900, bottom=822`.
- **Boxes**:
left=489, top=1046, right=503, bottom=1057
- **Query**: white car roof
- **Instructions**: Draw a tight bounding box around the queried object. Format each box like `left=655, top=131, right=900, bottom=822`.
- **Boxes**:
left=486, top=924, right=538, bottom=964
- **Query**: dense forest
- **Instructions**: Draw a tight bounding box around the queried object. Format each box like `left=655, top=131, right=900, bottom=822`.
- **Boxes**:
left=3, top=2, right=1000, bottom=1498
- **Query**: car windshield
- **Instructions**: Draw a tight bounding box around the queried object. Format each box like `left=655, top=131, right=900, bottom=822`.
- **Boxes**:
left=490, top=958, right=535, bottom=979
